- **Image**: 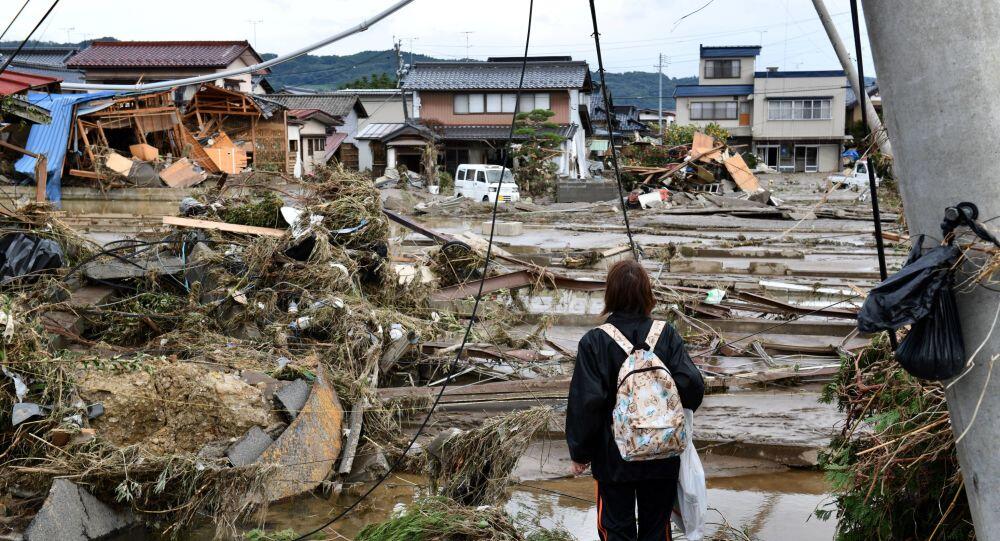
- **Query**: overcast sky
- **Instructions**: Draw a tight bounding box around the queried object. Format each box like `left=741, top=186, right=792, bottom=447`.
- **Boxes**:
left=1, top=0, right=876, bottom=78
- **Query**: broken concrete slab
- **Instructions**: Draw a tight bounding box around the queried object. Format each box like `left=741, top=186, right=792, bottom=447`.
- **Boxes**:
left=240, top=370, right=281, bottom=401
left=669, top=258, right=724, bottom=274
left=24, top=479, right=134, bottom=541
left=257, top=366, right=343, bottom=501
left=274, top=379, right=310, bottom=416
left=226, top=426, right=274, bottom=467
left=81, top=256, right=185, bottom=281
left=480, top=221, right=524, bottom=237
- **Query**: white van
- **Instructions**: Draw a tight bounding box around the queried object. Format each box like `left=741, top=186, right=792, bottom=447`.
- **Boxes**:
left=454, top=164, right=521, bottom=203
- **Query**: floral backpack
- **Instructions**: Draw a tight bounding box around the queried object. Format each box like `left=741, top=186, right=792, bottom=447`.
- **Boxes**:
left=599, top=320, right=687, bottom=462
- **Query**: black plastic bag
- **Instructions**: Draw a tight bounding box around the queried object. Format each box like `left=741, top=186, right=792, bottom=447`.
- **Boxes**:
left=894, top=277, right=966, bottom=380
left=0, top=233, right=64, bottom=283
left=857, top=235, right=966, bottom=380
left=857, top=237, right=961, bottom=333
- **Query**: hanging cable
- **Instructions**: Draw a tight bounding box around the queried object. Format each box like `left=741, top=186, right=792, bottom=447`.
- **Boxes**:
left=588, top=0, right=638, bottom=259
left=0, top=0, right=31, bottom=42
left=0, top=0, right=59, bottom=77
left=289, top=2, right=536, bottom=538
left=849, top=0, right=896, bottom=350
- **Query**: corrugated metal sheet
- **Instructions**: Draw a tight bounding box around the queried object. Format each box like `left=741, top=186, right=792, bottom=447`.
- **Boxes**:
left=323, top=132, right=348, bottom=162
left=673, top=85, right=753, bottom=98
left=2, top=62, right=85, bottom=84
left=0, top=69, right=61, bottom=95
left=356, top=123, right=405, bottom=140
left=14, top=91, right=116, bottom=205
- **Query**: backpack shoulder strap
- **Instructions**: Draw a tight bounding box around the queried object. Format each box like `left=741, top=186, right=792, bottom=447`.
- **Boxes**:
left=644, top=320, right=667, bottom=350
left=598, top=323, right=634, bottom=354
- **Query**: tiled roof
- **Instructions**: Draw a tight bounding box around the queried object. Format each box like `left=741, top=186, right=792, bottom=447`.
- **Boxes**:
left=266, top=93, right=366, bottom=118
left=673, top=84, right=753, bottom=98
left=403, top=61, right=591, bottom=90
left=754, top=70, right=846, bottom=78
left=0, top=47, right=78, bottom=68
left=440, top=124, right=577, bottom=141
left=2, top=62, right=84, bottom=84
left=700, top=45, right=762, bottom=58
left=0, top=69, right=61, bottom=95
left=288, top=108, right=342, bottom=125
left=66, top=41, right=259, bottom=68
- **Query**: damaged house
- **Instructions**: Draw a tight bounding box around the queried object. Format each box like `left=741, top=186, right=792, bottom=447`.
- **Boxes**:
left=265, top=93, right=369, bottom=173
left=674, top=45, right=849, bottom=173
left=65, top=40, right=270, bottom=101
left=589, top=92, right=652, bottom=144
left=361, top=56, right=591, bottom=179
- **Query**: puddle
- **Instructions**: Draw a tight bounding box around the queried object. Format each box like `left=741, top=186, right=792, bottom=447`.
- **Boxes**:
left=155, top=470, right=833, bottom=540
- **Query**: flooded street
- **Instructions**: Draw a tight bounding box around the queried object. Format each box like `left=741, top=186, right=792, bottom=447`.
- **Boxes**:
left=170, top=470, right=833, bottom=540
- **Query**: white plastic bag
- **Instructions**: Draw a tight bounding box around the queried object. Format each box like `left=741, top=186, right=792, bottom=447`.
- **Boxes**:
left=670, top=408, right=707, bottom=540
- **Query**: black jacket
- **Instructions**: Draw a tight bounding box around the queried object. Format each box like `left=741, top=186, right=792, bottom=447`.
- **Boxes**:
left=565, top=312, right=705, bottom=483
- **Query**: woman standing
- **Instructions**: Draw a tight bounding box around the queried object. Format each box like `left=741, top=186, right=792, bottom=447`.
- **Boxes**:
left=566, top=259, right=705, bottom=541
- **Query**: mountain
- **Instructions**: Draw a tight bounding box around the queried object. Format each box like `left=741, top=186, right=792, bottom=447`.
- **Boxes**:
left=1, top=40, right=691, bottom=108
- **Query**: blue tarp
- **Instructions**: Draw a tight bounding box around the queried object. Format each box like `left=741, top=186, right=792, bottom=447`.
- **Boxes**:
left=14, top=91, right=116, bottom=206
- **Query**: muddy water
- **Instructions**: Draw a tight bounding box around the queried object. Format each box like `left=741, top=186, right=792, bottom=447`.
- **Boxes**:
left=171, top=470, right=834, bottom=540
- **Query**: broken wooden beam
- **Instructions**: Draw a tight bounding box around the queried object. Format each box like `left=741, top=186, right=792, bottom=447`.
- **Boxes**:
left=162, top=216, right=286, bottom=237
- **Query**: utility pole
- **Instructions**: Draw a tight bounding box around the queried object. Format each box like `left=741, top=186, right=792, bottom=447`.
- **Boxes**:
left=811, top=0, right=892, bottom=158
left=657, top=53, right=668, bottom=135
left=860, top=1, right=1000, bottom=539
left=61, top=27, right=75, bottom=44
left=395, top=39, right=409, bottom=121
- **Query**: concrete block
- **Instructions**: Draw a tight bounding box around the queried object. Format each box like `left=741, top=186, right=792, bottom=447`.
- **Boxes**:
left=748, top=261, right=790, bottom=275
left=25, top=479, right=134, bottom=541
left=480, top=221, right=523, bottom=237
left=669, top=258, right=723, bottom=274
left=227, top=426, right=274, bottom=467
left=274, top=379, right=310, bottom=416
left=556, top=180, right=620, bottom=203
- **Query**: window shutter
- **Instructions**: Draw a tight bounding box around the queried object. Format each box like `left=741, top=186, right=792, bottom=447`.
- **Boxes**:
left=469, top=93, right=485, bottom=113
left=502, top=94, right=517, bottom=113
left=518, top=94, right=535, bottom=112
left=486, top=94, right=502, bottom=113
left=535, top=93, right=550, bottom=110
left=454, top=94, right=469, bottom=114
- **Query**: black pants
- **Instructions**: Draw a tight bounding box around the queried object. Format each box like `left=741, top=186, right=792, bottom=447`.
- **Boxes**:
left=596, top=479, right=675, bottom=541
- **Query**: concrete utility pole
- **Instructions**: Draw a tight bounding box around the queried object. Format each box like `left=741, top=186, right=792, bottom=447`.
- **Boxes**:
left=395, top=39, right=409, bottom=122
left=860, top=1, right=1000, bottom=539
left=811, top=0, right=892, bottom=158
left=657, top=53, right=666, bottom=135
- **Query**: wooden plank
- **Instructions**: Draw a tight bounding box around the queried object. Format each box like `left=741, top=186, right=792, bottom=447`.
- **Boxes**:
left=68, top=169, right=101, bottom=180
left=723, top=153, right=761, bottom=192
left=691, top=131, right=722, bottom=162
left=159, top=158, right=207, bottom=188
left=181, top=129, right=222, bottom=174
left=34, top=155, right=47, bottom=202
left=162, top=215, right=286, bottom=237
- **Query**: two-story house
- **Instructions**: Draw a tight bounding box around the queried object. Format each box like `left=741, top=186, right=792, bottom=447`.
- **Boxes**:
left=65, top=41, right=269, bottom=102
left=265, top=93, right=369, bottom=172
left=674, top=45, right=849, bottom=172
left=383, top=56, right=591, bottom=179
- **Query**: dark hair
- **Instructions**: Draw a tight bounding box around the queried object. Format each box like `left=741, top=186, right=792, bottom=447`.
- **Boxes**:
left=602, top=259, right=655, bottom=316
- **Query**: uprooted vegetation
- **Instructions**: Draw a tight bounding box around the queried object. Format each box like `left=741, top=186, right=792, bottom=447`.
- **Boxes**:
left=0, top=164, right=576, bottom=539
left=816, top=338, right=973, bottom=540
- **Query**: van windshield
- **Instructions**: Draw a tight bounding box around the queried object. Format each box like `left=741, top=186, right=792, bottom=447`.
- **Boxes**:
left=485, top=169, right=514, bottom=183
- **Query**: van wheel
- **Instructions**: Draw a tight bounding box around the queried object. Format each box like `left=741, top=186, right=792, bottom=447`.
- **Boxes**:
left=456, top=193, right=462, bottom=198
left=482, top=196, right=490, bottom=202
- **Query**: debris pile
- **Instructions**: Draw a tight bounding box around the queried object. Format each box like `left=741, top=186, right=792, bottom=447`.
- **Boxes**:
left=621, top=131, right=764, bottom=205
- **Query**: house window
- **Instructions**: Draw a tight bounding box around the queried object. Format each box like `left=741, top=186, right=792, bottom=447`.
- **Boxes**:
left=453, top=93, right=551, bottom=114
left=690, top=101, right=738, bottom=120
left=705, top=59, right=740, bottom=79
left=468, top=93, right=485, bottom=113
left=305, top=137, right=325, bottom=157
left=768, top=99, right=832, bottom=120
left=289, top=140, right=298, bottom=152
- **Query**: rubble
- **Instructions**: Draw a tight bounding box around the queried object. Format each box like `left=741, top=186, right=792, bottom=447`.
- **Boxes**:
left=24, top=479, right=135, bottom=541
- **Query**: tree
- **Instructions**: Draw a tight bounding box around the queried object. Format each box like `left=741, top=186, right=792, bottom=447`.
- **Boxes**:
left=339, top=72, right=396, bottom=89
left=511, top=109, right=565, bottom=196
left=661, top=122, right=730, bottom=147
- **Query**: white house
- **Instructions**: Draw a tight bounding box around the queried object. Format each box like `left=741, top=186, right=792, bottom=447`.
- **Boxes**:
left=674, top=45, right=849, bottom=172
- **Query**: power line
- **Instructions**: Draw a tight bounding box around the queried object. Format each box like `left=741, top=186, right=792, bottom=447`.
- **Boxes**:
left=289, top=2, right=537, bottom=538
left=0, top=0, right=59, bottom=78
left=0, top=0, right=31, bottom=43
